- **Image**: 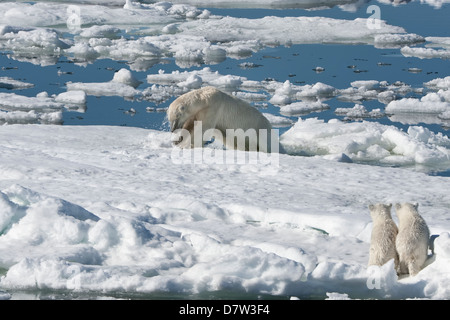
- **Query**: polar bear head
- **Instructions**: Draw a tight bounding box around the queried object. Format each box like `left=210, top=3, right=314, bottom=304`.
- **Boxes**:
left=369, top=203, right=393, bottom=221
left=395, top=202, right=420, bottom=219
left=167, top=87, right=216, bottom=133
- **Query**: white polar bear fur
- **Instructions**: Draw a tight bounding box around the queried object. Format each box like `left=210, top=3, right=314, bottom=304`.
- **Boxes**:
left=167, top=86, right=277, bottom=152
left=395, top=202, right=430, bottom=276
left=368, top=203, right=399, bottom=268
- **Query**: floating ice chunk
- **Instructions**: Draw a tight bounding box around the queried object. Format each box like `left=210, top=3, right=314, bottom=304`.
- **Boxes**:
left=55, top=90, right=87, bottom=105
left=425, top=36, right=450, bottom=49
left=36, top=92, right=49, bottom=98
left=335, top=104, right=384, bottom=119
left=232, top=91, right=267, bottom=102
left=419, top=0, right=450, bottom=9
left=425, top=76, right=450, bottom=90
left=313, top=66, right=325, bottom=73
left=66, top=69, right=141, bottom=98
left=377, top=90, right=396, bottom=104
left=280, top=117, right=450, bottom=169
left=350, top=80, right=380, bottom=91
left=337, top=80, right=401, bottom=104
left=239, top=62, right=262, bottom=69
left=269, top=94, right=291, bottom=105
left=66, top=82, right=140, bottom=98
left=386, top=91, right=450, bottom=114
left=0, top=92, right=63, bottom=111
left=210, top=75, right=243, bottom=90
left=270, top=80, right=334, bottom=105
left=177, top=74, right=202, bottom=89
left=0, top=28, right=70, bottom=55
left=280, top=101, right=330, bottom=116
left=142, top=84, right=186, bottom=103
left=262, top=113, right=294, bottom=127
left=147, top=69, right=191, bottom=85
left=112, top=68, right=142, bottom=89
left=0, top=110, right=63, bottom=125
left=401, top=46, right=450, bottom=59
left=269, top=80, right=294, bottom=105
left=65, top=42, right=99, bottom=61
left=0, top=77, right=34, bottom=90
left=297, top=82, right=336, bottom=99
left=374, top=33, right=425, bottom=48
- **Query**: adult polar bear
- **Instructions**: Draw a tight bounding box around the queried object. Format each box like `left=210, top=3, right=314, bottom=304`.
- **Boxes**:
left=168, top=86, right=282, bottom=153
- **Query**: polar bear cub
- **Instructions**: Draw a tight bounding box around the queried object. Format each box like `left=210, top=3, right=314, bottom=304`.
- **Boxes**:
left=167, top=86, right=276, bottom=152
left=395, top=202, right=430, bottom=276
left=368, top=203, right=399, bottom=268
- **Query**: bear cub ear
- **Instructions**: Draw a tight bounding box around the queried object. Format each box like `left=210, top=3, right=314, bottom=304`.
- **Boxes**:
left=413, top=202, right=419, bottom=209
left=368, top=204, right=375, bottom=211
left=395, top=203, right=402, bottom=210
left=386, top=203, right=392, bottom=209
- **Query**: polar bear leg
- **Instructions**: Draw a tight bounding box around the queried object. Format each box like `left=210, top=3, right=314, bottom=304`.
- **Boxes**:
left=408, top=258, right=421, bottom=276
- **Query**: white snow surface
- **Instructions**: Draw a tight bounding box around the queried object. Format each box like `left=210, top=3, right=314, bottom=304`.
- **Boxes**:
left=0, top=124, right=449, bottom=299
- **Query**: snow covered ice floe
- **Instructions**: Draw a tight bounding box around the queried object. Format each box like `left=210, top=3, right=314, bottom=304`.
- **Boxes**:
left=0, top=77, right=34, bottom=90
left=0, top=124, right=450, bottom=299
left=335, top=104, right=384, bottom=119
left=0, top=91, right=86, bottom=124
left=386, top=91, right=450, bottom=115
left=385, top=77, right=450, bottom=126
left=66, top=68, right=142, bottom=98
left=262, top=113, right=295, bottom=127
left=401, top=46, right=450, bottom=60
left=280, top=117, right=450, bottom=171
